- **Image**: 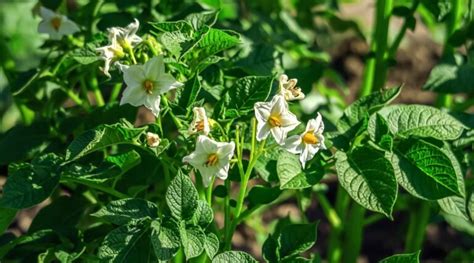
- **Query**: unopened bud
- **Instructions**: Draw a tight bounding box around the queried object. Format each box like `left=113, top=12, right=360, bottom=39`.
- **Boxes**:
left=146, top=132, right=161, bottom=147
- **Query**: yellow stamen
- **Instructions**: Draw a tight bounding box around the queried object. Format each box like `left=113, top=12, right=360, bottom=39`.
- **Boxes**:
left=268, top=115, right=282, bottom=127
left=118, top=38, right=132, bottom=51
left=143, top=80, right=154, bottom=94
left=205, top=153, right=218, bottom=167
left=51, top=17, right=61, bottom=31
left=302, top=131, right=319, bottom=145
left=195, top=120, right=205, bottom=131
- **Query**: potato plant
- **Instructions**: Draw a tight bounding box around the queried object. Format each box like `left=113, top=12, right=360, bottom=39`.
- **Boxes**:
left=0, top=0, right=473, bottom=262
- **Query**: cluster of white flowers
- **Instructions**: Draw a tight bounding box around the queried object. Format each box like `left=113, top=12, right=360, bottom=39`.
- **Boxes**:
left=255, top=74, right=326, bottom=168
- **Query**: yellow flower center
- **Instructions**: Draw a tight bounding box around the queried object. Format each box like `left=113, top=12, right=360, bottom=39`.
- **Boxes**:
left=205, top=153, right=219, bottom=167
left=118, top=38, right=132, bottom=51
left=194, top=120, right=205, bottom=132
left=268, top=115, right=282, bottom=127
left=111, top=46, right=125, bottom=58
left=302, top=131, right=319, bottom=145
left=50, top=17, right=62, bottom=31
left=143, top=80, right=154, bottom=94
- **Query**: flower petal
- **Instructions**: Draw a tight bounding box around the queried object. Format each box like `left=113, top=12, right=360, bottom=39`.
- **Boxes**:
left=144, top=94, right=161, bottom=117
left=271, top=126, right=286, bottom=145
left=156, top=74, right=182, bottom=94
left=256, top=122, right=271, bottom=142
left=196, top=135, right=218, bottom=154
left=123, top=65, right=145, bottom=88
left=39, top=7, right=55, bottom=19
left=38, top=20, right=52, bottom=34
left=59, top=18, right=80, bottom=35
left=270, top=95, right=287, bottom=115
left=120, top=85, right=147, bottom=107
left=284, top=135, right=303, bottom=154
left=216, top=164, right=230, bottom=180
left=144, top=56, right=165, bottom=79
left=217, top=141, right=235, bottom=160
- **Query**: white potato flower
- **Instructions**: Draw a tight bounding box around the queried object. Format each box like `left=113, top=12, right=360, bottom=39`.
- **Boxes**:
left=189, top=107, right=210, bottom=135
left=279, top=74, right=305, bottom=101
left=96, top=19, right=142, bottom=77
left=183, top=135, right=235, bottom=187
left=284, top=112, right=326, bottom=168
left=146, top=132, right=161, bottom=147
left=254, top=95, right=300, bottom=144
left=120, top=56, right=183, bottom=116
left=37, top=7, right=80, bottom=40
left=96, top=29, right=125, bottom=77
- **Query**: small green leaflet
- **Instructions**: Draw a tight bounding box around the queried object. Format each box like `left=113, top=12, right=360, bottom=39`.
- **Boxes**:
left=179, top=224, right=205, bottom=260
left=212, top=251, right=258, bottom=263
left=97, top=219, right=153, bottom=263
left=190, top=200, right=214, bottom=228
left=226, top=76, right=274, bottom=117
left=150, top=219, right=181, bottom=261
left=373, top=105, right=465, bottom=140
left=0, top=154, right=62, bottom=209
left=204, top=233, right=219, bottom=259
left=277, top=151, right=322, bottom=189
left=335, top=147, right=397, bottom=218
left=65, top=120, right=146, bottom=161
left=165, top=171, right=199, bottom=221
left=379, top=250, right=420, bottom=263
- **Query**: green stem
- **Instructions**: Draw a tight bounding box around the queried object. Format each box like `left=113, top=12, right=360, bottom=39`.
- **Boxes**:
left=61, top=177, right=129, bottom=199
left=404, top=201, right=431, bottom=252
left=360, top=0, right=393, bottom=96
left=109, top=83, right=122, bottom=103
left=224, top=179, right=232, bottom=250
left=316, top=192, right=342, bottom=231
left=388, top=0, right=420, bottom=57
left=341, top=203, right=366, bottom=263
left=162, top=96, right=183, bottom=129
left=16, top=103, right=35, bottom=125
left=206, top=177, right=215, bottom=206
left=89, top=74, right=105, bottom=106
left=64, top=88, right=84, bottom=106
left=327, top=185, right=350, bottom=263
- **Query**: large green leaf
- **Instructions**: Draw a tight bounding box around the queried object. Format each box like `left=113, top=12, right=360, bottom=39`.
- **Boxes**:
left=392, top=139, right=461, bottom=200
left=247, top=186, right=282, bottom=207
left=92, top=198, right=159, bottom=225
left=335, top=147, right=398, bottom=218
left=191, top=28, right=240, bottom=61
left=166, top=171, right=199, bottom=221
left=65, top=120, right=146, bottom=161
left=379, top=251, right=420, bottom=263
left=150, top=219, right=181, bottom=261
left=277, top=151, right=322, bottom=189
left=212, top=251, right=258, bottom=263
left=374, top=105, right=465, bottom=140
left=0, top=208, right=17, bottom=234
left=420, top=0, right=452, bottom=21
left=226, top=76, right=274, bottom=117
left=0, top=122, right=50, bottom=165
left=0, top=154, right=61, bottom=209
left=97, top=219, right=153, bottom=263
left=338, top=86, right=401, bottom=132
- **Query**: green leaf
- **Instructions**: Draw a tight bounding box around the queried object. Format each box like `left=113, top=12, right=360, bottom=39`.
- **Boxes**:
left=212, top=251, right=258, bottom=263
left=179, top=224, right=205, bottom=260
left=191, top=200, right=213, bottom=228
left=70, top=43, right=100, bottom=65
left=150, top=219, right=181, bottom=261
left=0, top=229, right=55, bottom=259
left=0, top=208, right=17, bottom=234
left=226, top=76, right=273, bottom=116
left=392, top=139, right=461, bottom=200
left=374, top=105, right=465, bottom=140
left=247, top=186, right=282, bottom=207
left=421, top=0, right=452, bottom=21
left=178, top=75, right=202, bottom=111
left=262, top=234, right=280, bottom=262
left=98, top=219, right=152, bottom=262
left=423, top=53, right=474, bottom=93
left=166, top=171, right=199, bottom=221
left=191, top=28, right=240, bottom=61
left=379, top=251, right=421, bottom=263
left=278, top=222, right=319, bottom=259
left=277, top=151, right=322, bottom=189
left=204, top=233, right=219, bottom=259
left=0, top=121, right=50, bottom=165
left=338, top=86, right=401, bottom=132
left=335, top=147, right=398, bottom=218
left=92, top=198, right=159, bottom=225
left=0, top=154, right=61, bottom=209
left=368, top=113, right=393, bottom=151
left=65, top=120, right=146, bottom=161
left=185, top=11, right=219, bottom=30
left=150, top=21, right=194, bottom=34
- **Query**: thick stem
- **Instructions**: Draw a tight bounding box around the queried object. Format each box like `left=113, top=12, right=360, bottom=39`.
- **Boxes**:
left=404, top=201, right=431, bottom=252
left=89, top=74, right=105, bottom=106
left=341, top=203, right=366, bottom=263
left=327, top=185, right=350, bottom=263
left=388, top=0, right=420, bottom=57
left=223, top=179, right=232, bottom=250
left=360, top=0, right=393, bottom=96
left=316, top=192, right=342, bottom=231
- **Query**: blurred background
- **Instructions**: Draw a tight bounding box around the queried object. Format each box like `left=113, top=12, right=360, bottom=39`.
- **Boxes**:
left=0, top=0, right=472, bottom=262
